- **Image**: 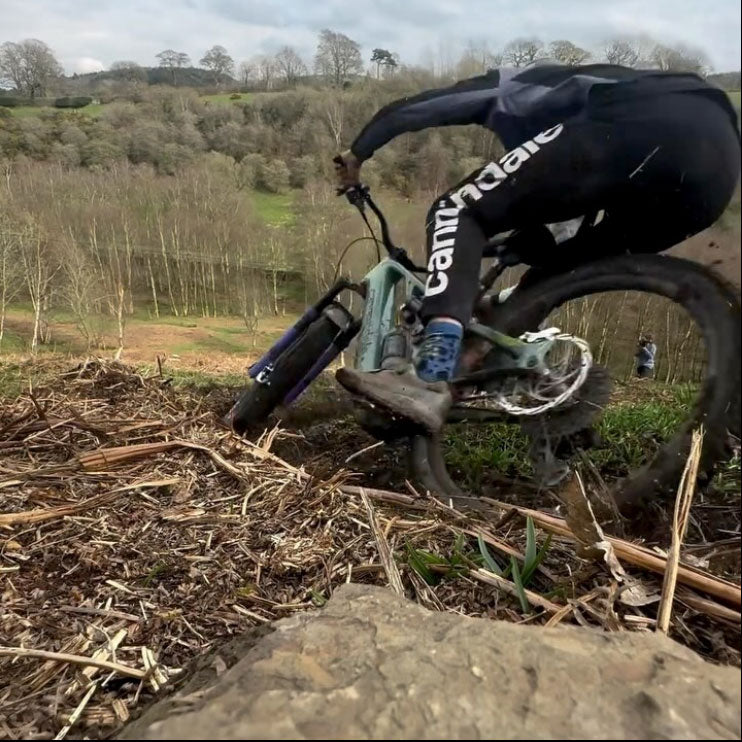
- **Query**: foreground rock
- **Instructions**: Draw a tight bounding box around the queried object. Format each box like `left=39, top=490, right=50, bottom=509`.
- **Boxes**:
left=121, top=584, right=740, bottom=740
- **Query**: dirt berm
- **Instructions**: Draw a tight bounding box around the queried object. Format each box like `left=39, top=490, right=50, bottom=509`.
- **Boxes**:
left=120, top=584, right=740, bottom=740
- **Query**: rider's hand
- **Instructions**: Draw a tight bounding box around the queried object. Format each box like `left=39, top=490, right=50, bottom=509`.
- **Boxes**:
left=335, top=150, right=361, bottom=190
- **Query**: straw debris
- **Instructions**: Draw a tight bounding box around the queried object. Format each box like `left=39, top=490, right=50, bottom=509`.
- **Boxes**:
left=1, top=359, right=739, bottom=739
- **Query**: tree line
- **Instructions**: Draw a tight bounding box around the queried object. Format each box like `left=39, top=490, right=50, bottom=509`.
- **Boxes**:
left=2, top=30, right=721, bottom=100
left=0, top=155, right=715, bottom=386
left=0, top=78, right=506, bottom=192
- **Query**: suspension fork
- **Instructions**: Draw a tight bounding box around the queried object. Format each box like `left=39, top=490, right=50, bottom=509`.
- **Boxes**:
left=283, top=319, right=362, bottom=404
left=248, top=279, right=363, bottom=379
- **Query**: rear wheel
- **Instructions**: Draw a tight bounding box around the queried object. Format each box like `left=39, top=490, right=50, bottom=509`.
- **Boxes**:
left=413, top=255, right=741, bottom=512
left=225, top=309, right=349, bottom=434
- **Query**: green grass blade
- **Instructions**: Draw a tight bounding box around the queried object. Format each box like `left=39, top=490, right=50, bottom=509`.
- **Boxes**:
left=521, top=533, right=553, bottom=586
left=405, top=543, right=440, bottom=585
left=510, top=556, right=531, bottom=613
left=525, top=516, right=537, bottom=572
left=477, top=535, right=503, bottom=576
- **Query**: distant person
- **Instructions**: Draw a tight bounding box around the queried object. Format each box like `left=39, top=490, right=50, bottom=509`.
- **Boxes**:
left=635, top=335, right=657, bottom=379
left=334, top=61, right=740, bottom=432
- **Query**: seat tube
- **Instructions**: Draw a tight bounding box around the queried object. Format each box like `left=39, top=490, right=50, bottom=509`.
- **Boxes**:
left=355, top=259, right=425, bottom=372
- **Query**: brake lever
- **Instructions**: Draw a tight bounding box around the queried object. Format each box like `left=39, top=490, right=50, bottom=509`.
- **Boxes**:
left=337, top=184, right=370, bottom=211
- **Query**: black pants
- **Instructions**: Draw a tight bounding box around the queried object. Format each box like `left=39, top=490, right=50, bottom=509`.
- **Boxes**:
left=636, top=365, right=654, bottom=379
left=422, top=92, right=741, bottom=324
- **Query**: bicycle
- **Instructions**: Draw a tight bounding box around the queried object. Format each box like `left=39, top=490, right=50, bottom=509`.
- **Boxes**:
left=225, top=181, right=741, bottom=513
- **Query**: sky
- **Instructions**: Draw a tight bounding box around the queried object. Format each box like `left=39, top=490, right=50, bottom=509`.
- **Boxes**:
left=1, top=0, right=740, bottom=74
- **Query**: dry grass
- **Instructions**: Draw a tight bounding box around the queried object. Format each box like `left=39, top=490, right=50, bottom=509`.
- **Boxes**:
left=1, top=359, right=740, bottom=739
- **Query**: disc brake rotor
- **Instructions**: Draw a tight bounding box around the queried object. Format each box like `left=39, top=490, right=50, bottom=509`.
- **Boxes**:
left=519, top=364, right=613, bottom=440
left=458, top=332, right=594, bottom=417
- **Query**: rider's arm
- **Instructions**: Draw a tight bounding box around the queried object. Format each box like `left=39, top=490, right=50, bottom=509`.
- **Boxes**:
left=350, top=71, right=501, bottom=161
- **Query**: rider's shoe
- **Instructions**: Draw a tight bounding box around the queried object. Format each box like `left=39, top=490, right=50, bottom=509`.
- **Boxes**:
left=335, top=364, right=451, bottom=433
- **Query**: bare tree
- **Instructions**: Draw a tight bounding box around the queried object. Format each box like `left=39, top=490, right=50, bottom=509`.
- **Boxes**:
left=200, top=45, right=235, bottom=85
left=18, top=220, right=57, bottom=354
left=260, top=227, right=289, bottom=315
left=90, top=220, right=131, bottom=358
left=549, top=40, right=590, bottom=65
left=0, top=39, right=62, bottom=98
left=502, top=38, right=544, bottom=67
left=312, top=91, right=345, bottom=148
left=603, top=38, right=641, bottom=67
left=274, top=46, right=307, bottom=86
left=314, top=29, right=363, bottom=86
left=59, top=233, right=106, bottom=349
left=0, top=217, right=22, bottom=352
left=156, top=218, right=178, bottom=317
left=650, top=43, right=710, bottom=75
left=236, top=248, right=261, bottom=343
left=156, top=49, right=191, bottom=85
left=238, top=59, right=255, bottom=86
left=253, top=54, right=277, bottom=90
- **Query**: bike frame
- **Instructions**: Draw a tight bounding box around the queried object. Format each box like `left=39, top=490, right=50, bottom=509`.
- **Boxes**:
left=355, top=258, right=425, bottom=372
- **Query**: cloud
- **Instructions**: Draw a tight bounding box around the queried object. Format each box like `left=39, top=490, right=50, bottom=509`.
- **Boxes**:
left=72, top=57, right=105, bottom=73
left=1, top=0, right=739, bottom=72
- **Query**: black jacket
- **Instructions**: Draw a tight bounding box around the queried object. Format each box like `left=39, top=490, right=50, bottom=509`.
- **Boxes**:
left=351, top=63, right=735, bottom=159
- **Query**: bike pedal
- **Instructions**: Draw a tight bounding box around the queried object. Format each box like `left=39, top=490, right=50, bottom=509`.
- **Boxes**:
left=351, top=399, right=422, bottom=440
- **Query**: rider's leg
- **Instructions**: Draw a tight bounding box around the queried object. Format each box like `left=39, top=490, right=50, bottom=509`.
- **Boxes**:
left=413, top=196, right=490, bottom=384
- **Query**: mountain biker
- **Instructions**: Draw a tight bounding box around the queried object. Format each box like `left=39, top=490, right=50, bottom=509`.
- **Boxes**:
left=334, top=62, right=740, bottom=432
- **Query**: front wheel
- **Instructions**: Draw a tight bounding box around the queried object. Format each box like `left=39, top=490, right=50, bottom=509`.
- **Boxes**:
left=413, top=254, right=741, bottom=512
